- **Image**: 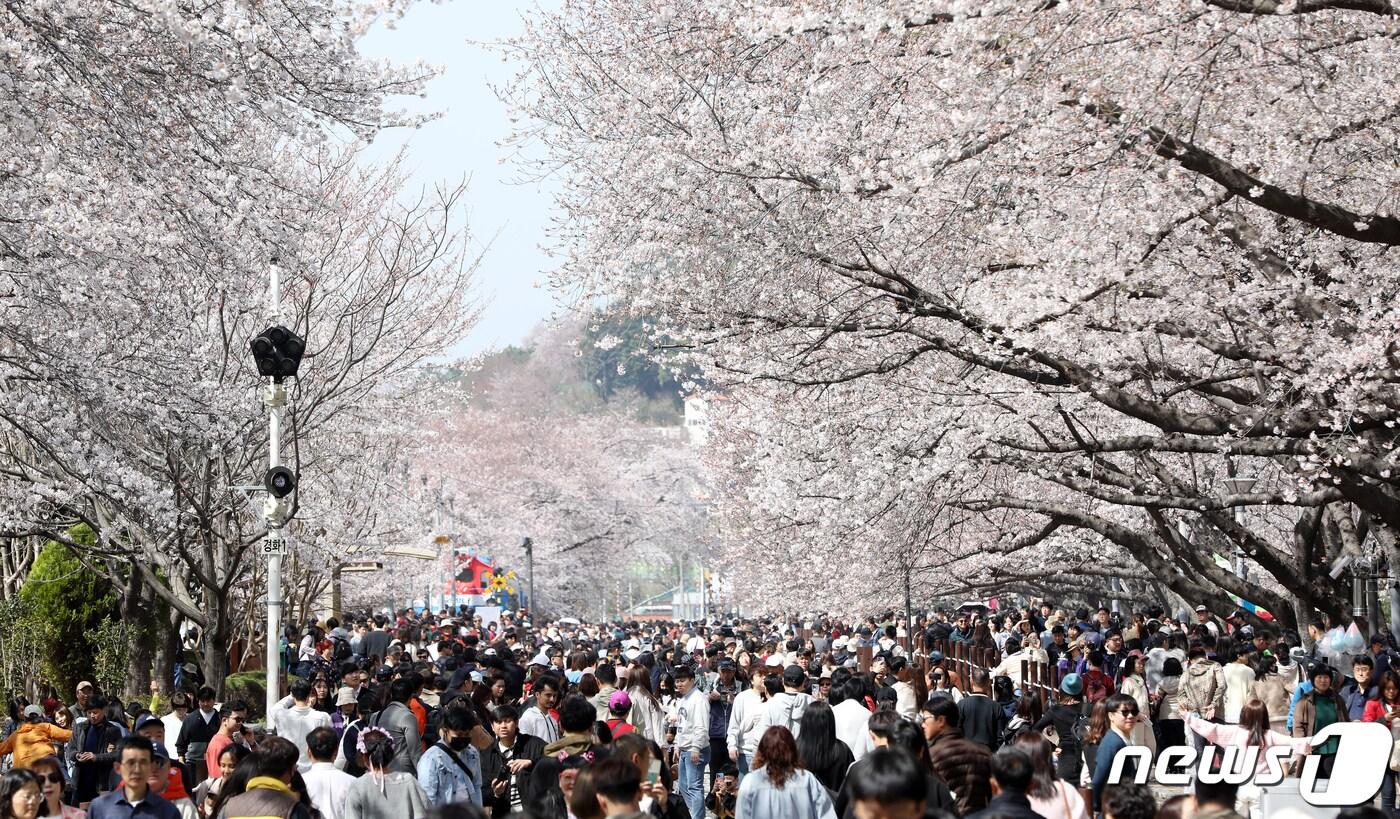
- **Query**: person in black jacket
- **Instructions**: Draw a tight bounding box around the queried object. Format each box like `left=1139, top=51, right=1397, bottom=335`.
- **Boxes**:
left=479, top=704, right=545, bottom=816
left=67, top=695, right=124, bottom=806
left=837, top=709, right=959, bottom=819
left=965, top=746, right=1044, bottom=819
left=175, top=686, right=221, bottom=782
left=844, top=747, right=940, bottom=819
left=958, top=670, right=1005, bottom=751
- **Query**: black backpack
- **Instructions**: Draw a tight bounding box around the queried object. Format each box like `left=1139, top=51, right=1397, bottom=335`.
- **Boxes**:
left=330, top=635, right=352, bottom=663
left=1070, top=712, right=1091, bottom=744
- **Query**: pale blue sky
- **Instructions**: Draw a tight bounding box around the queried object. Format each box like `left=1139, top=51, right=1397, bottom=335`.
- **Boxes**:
left=359, top=0, right=562, bottom=358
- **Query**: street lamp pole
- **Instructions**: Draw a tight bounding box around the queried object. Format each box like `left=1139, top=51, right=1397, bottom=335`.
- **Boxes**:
left=263, top=261, right=285, bottom=724
left=524, top=537, right=535, bottom=620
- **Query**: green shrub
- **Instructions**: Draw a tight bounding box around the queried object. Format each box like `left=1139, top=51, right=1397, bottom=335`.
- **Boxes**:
left=19, top=528, right=118, bottom=694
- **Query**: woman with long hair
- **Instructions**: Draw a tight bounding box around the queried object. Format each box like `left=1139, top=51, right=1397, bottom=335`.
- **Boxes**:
left=1079, top=699, right=1111, bottom=788
left=310, top=677, right=334, bottom=715
left=48, top=710, right=71, bottom=767
left=341, top=727, right=430, bottom=819
left=1005, top=692, right=1044, bottom=742
left=735, top=727, right=836, bottom=819
left=1179, top=697, right=1310, bottom=819
left=1364, top=670, right=1400, bottom=815
left=656, top=675, right=679, bottom=721
left=624, top=667, right=666, bottom=748
left=1118, top=655, right=1156, bottom=756
left=484, top=674, right=508, bottom=709
left=1154, top=657, right=1187, bottom=769
left=794, top=702, right=853, bottom=794
left=28, top=756, right=81, bottom=819
left=193, top=742, right=249, bottom=818
left=1012, top=732, right=1089, bottom=819
left=0, top=769, right=41, bottom=819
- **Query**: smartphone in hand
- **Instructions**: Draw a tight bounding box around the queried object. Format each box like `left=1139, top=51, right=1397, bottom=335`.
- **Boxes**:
left=647, top=758, right=662, bottom=784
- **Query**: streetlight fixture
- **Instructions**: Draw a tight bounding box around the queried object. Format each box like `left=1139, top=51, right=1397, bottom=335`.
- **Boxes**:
left=247, top=261, right=307, bottom=725
left=1222, top=476, right=1257, bottom=579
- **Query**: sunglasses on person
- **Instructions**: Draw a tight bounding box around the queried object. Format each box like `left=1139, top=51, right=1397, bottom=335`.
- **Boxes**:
left=36, top=771, right=63, bottom=784
left=1117, top=706, right=1140, bottom=716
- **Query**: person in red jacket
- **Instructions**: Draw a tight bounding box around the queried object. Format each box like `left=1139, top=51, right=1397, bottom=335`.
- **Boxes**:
left=606, top=691, right=636, bottom=738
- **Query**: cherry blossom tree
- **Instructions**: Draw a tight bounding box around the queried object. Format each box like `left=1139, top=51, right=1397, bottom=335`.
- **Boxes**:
left=409, top=319, right=714, bottom=621
left=508, top=0, right=1400, bottom=626
left=0, top=0, right=476, bottom=690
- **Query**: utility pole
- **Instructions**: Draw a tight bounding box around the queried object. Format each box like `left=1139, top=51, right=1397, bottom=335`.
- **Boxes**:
left=523, top=538, right=535, bottom=621
left=262, top=261, right=286, bottom=725
left=699, top=558, right=707, bottom=622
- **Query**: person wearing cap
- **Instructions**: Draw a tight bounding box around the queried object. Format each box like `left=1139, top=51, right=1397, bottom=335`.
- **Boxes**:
left=673, top=664, right=711, bottom=819
left=0, top=704, right=71, bottom=770
left=1194, top=604, right=1221, bottom=637
left=605, top=690, right=635, bottom=738
left=417, top=702, right=484, bottom=808
left=87, top=735, right=182, bottom=819
left=68, top=682, right=95, bottom=727
left=707, top=659, right=742, bottom=784
left=68, top=694, right=125, bottom=807
left=1033, top=673, right=1087, bottom=782
left=142, top=742, right=196, bottom=819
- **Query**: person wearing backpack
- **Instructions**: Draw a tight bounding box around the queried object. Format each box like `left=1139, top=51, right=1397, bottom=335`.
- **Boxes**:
left=1034, top=673, right=1088, bottom=783
left=1080, top=651, right=1115, bottom=707
left=367, top=677, right=422, bottom=775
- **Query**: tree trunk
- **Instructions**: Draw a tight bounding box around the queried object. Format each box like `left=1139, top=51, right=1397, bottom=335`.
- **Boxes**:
left=199, top=592, right=232, bottom=700
left=118, top=563, right=153, bottom=701
left=153, top=603, right=181, bottom=696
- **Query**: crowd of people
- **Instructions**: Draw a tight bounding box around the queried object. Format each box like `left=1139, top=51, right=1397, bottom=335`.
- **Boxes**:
left=0, top=601, right=1395, bottom=819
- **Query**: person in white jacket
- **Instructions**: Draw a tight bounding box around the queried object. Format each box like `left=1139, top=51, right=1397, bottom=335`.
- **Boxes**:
left=758, top=666, right=813, bottom=740
left=271, top=678, right=332, bottom=772
left=991, top=637, right=1048, bottom=690
left=829, top=678, right=874, bottom=762
left=674, top=665, right=711, bottom=819
left=624, top=667, right=667, bottom=748
left=890, top=657, right=919, bottom=719
left=727, top=666, right=770, bottom=775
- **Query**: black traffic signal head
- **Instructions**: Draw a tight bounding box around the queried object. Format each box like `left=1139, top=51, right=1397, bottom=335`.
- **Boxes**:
left=265, top=466, right=297, bottom=498
left=250, top=325, right=306, bottom=381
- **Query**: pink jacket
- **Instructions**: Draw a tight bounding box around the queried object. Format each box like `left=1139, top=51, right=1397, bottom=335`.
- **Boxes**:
left=1184, top=715, right=1311, bottom=775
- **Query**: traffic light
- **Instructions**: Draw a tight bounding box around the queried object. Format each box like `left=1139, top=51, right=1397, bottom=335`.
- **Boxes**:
left=250, top=325, right=306, bottom=382
left=265, top=466, right=296, bottom=498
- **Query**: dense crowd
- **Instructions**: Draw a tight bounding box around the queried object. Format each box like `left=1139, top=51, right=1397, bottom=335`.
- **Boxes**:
left=0, top=601, right=1395, bottom=819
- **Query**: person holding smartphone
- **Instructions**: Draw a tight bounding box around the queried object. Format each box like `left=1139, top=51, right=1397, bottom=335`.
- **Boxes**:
left=478, top=705, right=544, bottom=817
